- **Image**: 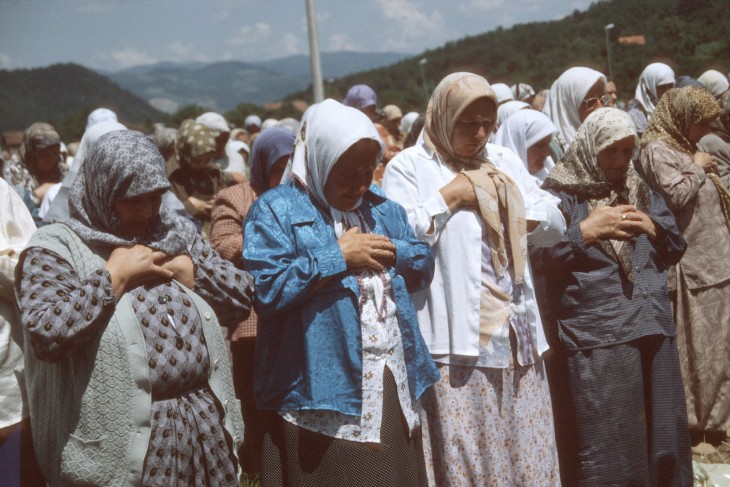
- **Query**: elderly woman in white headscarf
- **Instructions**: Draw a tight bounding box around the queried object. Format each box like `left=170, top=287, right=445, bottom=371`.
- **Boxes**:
left=533, top=107, right=691, bottom=486
left=627, top=62, right=675, bottom=136
left=243, top=99, right=439, bottom=487
left=543, top=67, right=609, bottom=161
left=697, top=69, right=730, bottom=99
left=383, top=72, right=565, bottom=486
left=494, top=108, right=559, bottom=184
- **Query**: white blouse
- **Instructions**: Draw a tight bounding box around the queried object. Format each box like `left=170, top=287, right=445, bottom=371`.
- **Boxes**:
left=382, top=142, right=565, bottom=365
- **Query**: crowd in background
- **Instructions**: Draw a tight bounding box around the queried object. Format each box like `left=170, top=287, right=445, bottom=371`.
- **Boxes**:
left=1, top=62, right=729, bottom=487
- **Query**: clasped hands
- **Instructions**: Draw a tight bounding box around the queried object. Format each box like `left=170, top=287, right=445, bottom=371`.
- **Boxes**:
left=337, top=226, right=396, bottom=273
left=579, top=204, right=658, bottom=245
left=106, top=244, right=195, bottom=299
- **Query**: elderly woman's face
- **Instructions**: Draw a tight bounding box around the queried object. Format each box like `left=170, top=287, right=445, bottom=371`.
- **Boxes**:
left=35, top=144, right=61, bottom=173
left=450, top=98, right=496, bottom=158
left=324, top=139, right=380, bottom=211
left=597, top=135, right=635, bottom=183
left=579, top=79, right=608, bottom=122
left=266, top=156, right=289, bottom=190
left=527, top=135, right=553, bottom=175
left=113, top=191, right=163, bottom=237
left=189, top=152, right=213, bottom=171
left=687, top=118, right=715, bottom=143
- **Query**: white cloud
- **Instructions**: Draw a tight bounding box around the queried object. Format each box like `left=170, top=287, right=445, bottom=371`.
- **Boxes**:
left=280, top=32, right=305, bottom=56
left=457, top=0, right=505, bottom=14
left=329, top=33, right=359, bottom=52
left=0, top=53, right=14, bottom=69
left=166, top=42, right=210, bottom=63
left=374, top=0, right=446, bottom=50
left=109, top=48, right=157, bottom=69
left=228, top=22, right=272, bottom=46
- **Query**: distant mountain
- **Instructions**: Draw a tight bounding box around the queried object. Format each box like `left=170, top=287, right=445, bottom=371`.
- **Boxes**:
left=0, top=63, right=164, bottom=135
left=107, top=51, right=410, bottom=113
left=254, top=51, right=410, bottom=79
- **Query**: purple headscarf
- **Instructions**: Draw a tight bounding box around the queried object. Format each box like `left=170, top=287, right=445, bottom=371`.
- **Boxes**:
left=249, top=127, right=295, bottom=193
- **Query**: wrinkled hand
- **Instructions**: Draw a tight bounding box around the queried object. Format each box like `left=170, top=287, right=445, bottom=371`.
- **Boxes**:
left=621, top=209, right=659, bottom=240
left=440, top=173, right=478, bottom=213
left=579, top=205, right=646, bottom=245
left=106, top=245, right=173, bottom=299
left=693, top=152, right=718, bottom=174
left=188, top=196, right=214, bottom=216
left=338, top=226, right=396, bottom=272
left=160, top=254, right=195, bottom=289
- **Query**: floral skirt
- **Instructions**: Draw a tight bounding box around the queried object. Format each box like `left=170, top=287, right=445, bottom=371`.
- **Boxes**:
left=420, top=353, right=560, bottom=486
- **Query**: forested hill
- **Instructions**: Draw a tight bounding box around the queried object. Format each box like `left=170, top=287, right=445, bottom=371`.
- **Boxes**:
left=288, top=0, right=730, bottom=112
left=0, top=63, right=164, bottom=137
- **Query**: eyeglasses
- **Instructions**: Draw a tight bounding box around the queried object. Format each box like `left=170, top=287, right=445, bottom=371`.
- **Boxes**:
left=582, top=94, right=614, bottom=109
left=455, top=119, right=495, bottom=135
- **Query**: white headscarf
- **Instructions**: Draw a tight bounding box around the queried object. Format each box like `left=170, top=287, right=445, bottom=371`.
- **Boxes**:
left=697, top=70, right=730, bottom=98
left=544, top=66, right=606, bottom=148
left=224, top=140, right=250, bottom=175
left=493, top=109, right=558, bottom=183
left=491, top=83, right=514, bottom=104
left=0, top=178, right=36, bottom=427
left=261, top=118, right=279, bottom=131
left=634, top=63, right=675, bottom=114
left=86, top=108, right=118, bottom=130
left=195, top=112, right=230, bottom=137
left=496, top=100, right=531, bottom=128
left=281, top=99, right=384, bottom=237
left=399, top=111, right=420, bottom=135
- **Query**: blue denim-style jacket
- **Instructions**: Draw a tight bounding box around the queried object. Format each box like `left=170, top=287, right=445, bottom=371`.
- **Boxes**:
left=243, top=181, right=439, bottom=415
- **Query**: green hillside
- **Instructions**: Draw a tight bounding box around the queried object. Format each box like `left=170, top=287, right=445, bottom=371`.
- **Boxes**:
left=287, top=0, right=730, bottom=112
left=0, top=63, right=164, bottom=140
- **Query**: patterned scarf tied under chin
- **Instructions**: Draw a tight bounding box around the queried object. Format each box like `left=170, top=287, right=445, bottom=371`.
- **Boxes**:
left=641, top=86, right=730, bottom=232
left=544, top=108, right=648, bottom=282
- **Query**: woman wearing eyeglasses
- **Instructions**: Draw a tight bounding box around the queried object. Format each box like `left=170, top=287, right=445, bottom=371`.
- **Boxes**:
left=383, top=72, right=566, bottom=486
left=543, top=67, right=610, bottom=162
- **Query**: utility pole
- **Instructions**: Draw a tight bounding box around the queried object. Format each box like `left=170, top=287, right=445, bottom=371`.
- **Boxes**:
left=306, top=0, right=324, bottom=103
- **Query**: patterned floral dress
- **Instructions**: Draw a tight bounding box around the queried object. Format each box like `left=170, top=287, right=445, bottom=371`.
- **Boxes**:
left=19, top=236, right=250, bottom=486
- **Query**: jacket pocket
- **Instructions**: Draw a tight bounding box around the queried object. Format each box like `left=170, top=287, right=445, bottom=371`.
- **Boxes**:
left=60, top=433, right=114, bottom=486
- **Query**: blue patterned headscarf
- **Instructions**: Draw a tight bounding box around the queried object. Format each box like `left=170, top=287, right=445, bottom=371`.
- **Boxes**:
left=65, top=130, right=196, bottom=254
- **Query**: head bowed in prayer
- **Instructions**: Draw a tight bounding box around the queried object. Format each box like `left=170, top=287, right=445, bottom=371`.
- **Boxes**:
left=66, top=130, right=196, bottom=254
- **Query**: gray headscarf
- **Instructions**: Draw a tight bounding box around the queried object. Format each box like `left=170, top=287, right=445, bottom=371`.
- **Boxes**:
left=64, top=130, right=196, bottom=254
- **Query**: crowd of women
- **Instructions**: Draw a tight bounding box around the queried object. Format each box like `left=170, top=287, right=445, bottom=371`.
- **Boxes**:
left=1, top=62, right=729, bottom=487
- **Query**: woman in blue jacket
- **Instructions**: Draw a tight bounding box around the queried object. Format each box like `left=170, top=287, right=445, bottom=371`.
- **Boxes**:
left=243, top=99, right=439, bottom=487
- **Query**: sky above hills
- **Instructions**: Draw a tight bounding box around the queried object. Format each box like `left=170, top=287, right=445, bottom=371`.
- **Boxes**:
left=0, top=0, right=595, bottom=72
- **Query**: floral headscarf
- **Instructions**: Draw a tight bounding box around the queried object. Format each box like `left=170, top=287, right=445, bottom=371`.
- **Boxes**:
left=173, top=119, right=217, bottom=171
left=641, top=86, right=722, bottom=155
left=544, top=108, right=648, bottom=282
left=65, top=130, right=196, bottom=254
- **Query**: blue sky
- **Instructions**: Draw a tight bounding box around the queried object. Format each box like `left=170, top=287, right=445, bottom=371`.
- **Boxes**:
left=0, top=0, right=595, bottom=72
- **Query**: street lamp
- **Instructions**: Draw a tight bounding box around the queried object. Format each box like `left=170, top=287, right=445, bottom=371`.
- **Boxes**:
left=418, top=58, right=429, bottom=99
left=604, top=23, right=615, bottom=81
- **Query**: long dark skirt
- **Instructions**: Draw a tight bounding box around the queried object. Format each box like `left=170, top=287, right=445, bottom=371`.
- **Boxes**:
left=261, top=367, right=428, bottom=487
left=547, top=335, right=693, bottom=487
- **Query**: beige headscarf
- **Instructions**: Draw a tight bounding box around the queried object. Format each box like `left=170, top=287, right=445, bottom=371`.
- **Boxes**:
left=425, top=72, right=527, bottom=284
left=544, top=108, right=648, bottom=282
left=641, top=86, right=721, bottom=154
left=641, top=86, right=730, bottom=232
